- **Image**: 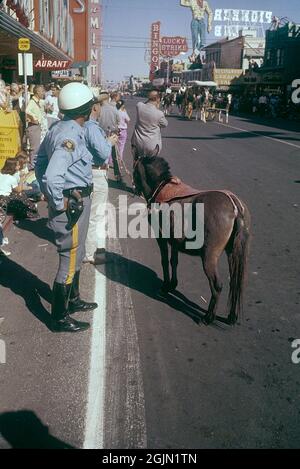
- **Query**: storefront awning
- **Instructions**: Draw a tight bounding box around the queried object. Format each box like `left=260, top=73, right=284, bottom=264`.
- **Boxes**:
left=71, top=61, right=90, bottom=69
left=0, top=10, right=72, bottom=62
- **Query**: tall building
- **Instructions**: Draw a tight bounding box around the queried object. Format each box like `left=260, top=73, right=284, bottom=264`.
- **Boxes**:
left=0, top=0, right=103, bottom=86
left=0, top=0, right=74, bottom=82
left=259, top=22, right=300, bottom=93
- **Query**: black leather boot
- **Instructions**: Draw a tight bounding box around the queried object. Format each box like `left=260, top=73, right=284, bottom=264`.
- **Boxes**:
left=51, top=282, right=90, bottom=333
left=69, top=271, right=98, bottom=314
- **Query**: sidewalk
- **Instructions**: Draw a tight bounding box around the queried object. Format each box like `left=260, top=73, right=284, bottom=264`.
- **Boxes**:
left=0, top=203, right=95, bottom=448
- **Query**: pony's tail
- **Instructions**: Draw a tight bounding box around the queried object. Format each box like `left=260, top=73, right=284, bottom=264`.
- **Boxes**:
left=226, top=209, right=250, bottom=324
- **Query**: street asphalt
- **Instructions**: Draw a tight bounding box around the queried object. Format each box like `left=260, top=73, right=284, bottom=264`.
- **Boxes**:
left=0, top=98, right=299, bottom=449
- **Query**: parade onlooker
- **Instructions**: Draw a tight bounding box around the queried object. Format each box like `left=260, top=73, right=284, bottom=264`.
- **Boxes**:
left=45, top=84, right=61, bottom=128
left=98, top=92, right=122, bottom=182
left=258, top=94, right=268, bottom=116
left=0, top=158, right=38, bottom=220
left=26, top=85, right=45, bottom=169
left=84, top=97, right=118, bottom=265
left=16, top=152, right=43, bottom=201
left=0, top=79, right=10, bottom=111
left=0, top=158, right=20, bottom=196
left=116, top=99, right=130, bottom=168
left=131, top=90, right=168, bottom=159
left=10, top=83, right=23, bottom=111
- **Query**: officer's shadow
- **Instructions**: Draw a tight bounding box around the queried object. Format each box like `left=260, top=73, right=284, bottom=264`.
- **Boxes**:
left=16, top=217, right=55, bottom=244
left=0, top=410, right=75, bottom=449
left=0, top=256, right=52, bottom=328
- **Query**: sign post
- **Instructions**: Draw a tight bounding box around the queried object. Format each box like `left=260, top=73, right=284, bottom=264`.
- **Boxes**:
left=18, top=38, right=31, bottom=110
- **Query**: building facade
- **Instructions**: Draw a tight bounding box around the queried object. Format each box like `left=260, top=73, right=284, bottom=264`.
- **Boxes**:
left=0, top=0, right=74, bottom=82
left=0, top=0, right=103, bottom=86
left=259, top=22, right=300, bottom=93
left=204, top=30, right=265, bottom=72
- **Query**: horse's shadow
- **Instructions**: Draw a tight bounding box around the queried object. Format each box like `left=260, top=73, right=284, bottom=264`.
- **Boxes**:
left=103, top=252, right=226, bottom=327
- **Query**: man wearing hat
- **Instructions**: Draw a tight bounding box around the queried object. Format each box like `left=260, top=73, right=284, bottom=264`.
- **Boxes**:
left=131, top=90, right=168, bottom=159
left=84, top=96, right=118, bottom=265
left=97, top=92, right=123, bottom=183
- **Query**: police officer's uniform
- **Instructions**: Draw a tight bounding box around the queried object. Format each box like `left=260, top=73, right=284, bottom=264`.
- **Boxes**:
left=35, top=83, right=98, bottom=333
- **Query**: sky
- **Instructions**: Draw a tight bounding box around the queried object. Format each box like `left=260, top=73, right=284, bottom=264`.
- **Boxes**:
left=102, top=0, right=300, bottom=83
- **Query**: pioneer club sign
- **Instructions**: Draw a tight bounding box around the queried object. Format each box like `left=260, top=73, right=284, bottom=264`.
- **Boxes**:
left=160, top=36, right=188, bottom=58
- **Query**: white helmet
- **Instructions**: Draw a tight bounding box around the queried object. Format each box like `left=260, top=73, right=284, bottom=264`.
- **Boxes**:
left=58, top=83, right=95, bottom=114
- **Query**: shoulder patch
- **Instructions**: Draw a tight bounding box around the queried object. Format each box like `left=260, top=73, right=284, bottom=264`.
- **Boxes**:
left=62, top=139, right=76, bottom=152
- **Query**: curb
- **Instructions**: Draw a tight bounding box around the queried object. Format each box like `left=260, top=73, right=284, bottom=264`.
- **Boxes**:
left=2, top=215, right=13, bottom=233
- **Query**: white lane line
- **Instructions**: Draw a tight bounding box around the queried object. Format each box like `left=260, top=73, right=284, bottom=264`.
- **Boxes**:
left=105, top=236, right=147, bottom=448
left=215, top=121, right=300, bottom=149
left=83, top=268, right=106, bottom=449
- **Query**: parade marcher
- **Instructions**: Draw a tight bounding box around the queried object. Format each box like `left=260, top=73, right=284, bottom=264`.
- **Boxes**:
left=131, top=90, right=168, bottom=160
left=84, top=97, right=118, bottom=265
left=35, top=83, right=98, bottom=333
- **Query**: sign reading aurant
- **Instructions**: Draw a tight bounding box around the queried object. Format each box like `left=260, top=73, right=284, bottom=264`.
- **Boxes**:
left=150, top=22, right=161, bottom=81
left=160, top=36, right=188, bottom=58
left=34, top=60, right=72, bottom=70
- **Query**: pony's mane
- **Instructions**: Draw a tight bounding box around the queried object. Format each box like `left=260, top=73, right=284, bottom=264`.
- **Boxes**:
left=142, top=156, right=172, bottom=183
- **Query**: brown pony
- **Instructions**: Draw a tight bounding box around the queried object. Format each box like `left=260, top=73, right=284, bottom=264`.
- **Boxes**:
left=133, top=156, right=251, bottom=325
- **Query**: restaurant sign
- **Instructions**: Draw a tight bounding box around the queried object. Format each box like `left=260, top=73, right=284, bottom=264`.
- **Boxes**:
left=34, top=60, right=72, bottom=70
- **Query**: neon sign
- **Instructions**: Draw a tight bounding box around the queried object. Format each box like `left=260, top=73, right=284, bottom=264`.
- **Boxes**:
left=213, top=9, right=273, bottom=38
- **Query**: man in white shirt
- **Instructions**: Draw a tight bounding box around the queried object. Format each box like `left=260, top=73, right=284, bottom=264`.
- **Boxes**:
left=45, top=85, right=61, bottom=128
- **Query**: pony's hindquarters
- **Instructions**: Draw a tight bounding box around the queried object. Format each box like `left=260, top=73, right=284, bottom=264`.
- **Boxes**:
left=226, top=204, right=251, bottom=324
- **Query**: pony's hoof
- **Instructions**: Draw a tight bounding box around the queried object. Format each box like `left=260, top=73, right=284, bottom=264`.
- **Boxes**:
left=169, top=281, right=178, bottom=292
left=202, top=315, right=214, bottom=326
left=227, top=314, right=238, bottom=326
left=158, top=283, right=171, bottom=296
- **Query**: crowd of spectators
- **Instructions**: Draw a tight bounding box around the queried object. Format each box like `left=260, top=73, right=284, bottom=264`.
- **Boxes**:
left=231, top=93, right=300, bottom=119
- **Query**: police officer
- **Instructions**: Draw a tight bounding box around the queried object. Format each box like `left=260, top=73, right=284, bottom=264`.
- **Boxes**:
left=35, top=83, right=98, bottom=333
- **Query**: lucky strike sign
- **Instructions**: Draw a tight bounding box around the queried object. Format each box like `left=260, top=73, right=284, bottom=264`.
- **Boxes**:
left=160, top=36, right=188, bottom=58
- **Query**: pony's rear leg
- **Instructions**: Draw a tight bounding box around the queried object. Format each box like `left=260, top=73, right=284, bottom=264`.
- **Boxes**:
left=170, top=245, right=179, bottom=291
left=226, top=247, right=238, bottom=325
left=157, top=238, right=171, bottom=293
left=202, top=254, right=223, bottom=325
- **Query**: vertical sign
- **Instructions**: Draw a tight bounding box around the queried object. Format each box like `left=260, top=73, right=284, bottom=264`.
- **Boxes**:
left=70, top=0, right=89, bottom=63
left=89, top=0, right=102, bottom=86
left=150, top=21, right=161, bottom=82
